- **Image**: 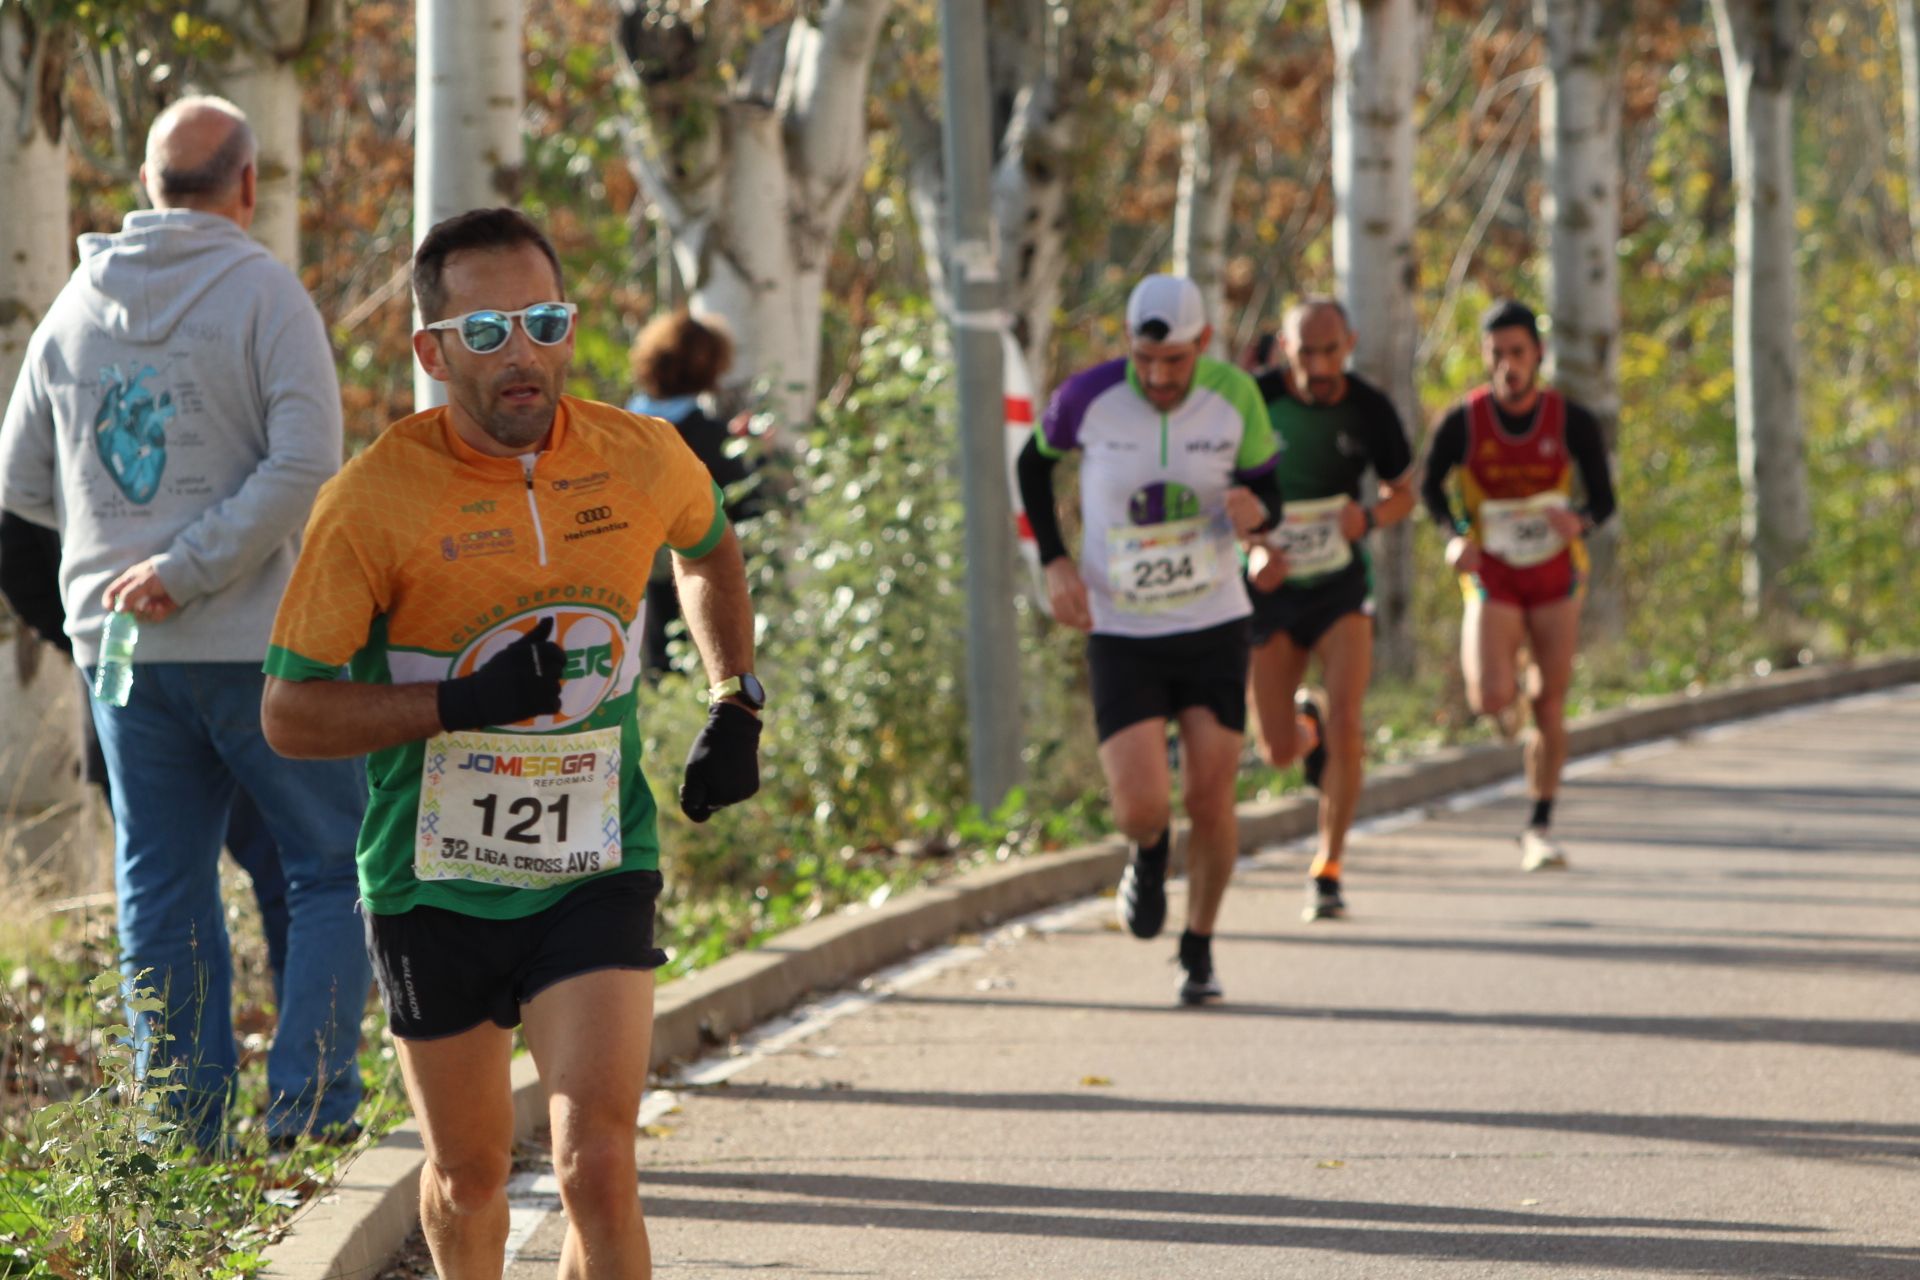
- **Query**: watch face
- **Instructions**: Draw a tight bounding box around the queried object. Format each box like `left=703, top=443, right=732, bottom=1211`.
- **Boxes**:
left=738, top=672, right=767, bottom=709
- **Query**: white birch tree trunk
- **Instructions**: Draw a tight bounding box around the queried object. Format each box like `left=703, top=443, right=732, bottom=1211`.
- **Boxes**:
left=991, top=77, right=1076, bottom=387
left=0, top=9, right=89, bottom=888
left=202, top=0, right=330, bottom=268
left=897, top=3, right=1079, bottom=405
left=1330, top=0, right=1427, bottom=678
left=1172, top=110, right=1241, bottom=357
left=1899, top=0, right=1920, bottom=255
left=205, top=0, right=337, bottom=264
left=414, top=0, right=525, bottom=409
left=1538, top=0, right=1623, bottom=638
left=221, top=54, right=301, bottom=265
left=0, top=13, right=65, bottom=395
left=1172, top=2, right=1289, bottom=358
left=1710, top=0, right=1809, bottom=626
left=618, top=0, right=892, bottom=438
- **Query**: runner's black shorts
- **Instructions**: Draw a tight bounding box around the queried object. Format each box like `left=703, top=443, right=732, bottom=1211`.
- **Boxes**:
left=365, top=870, right=668, bottom=1040
left=1087, top=617, right=1251, bottom=743
left=1247, top=560, right=1373, bottom=652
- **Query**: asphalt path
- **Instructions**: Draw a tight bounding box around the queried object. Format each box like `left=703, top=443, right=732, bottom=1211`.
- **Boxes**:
left=487, top=688, right=1920, bottom=1279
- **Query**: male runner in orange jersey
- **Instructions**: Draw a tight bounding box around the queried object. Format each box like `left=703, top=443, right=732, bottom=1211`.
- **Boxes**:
left=262, top=209, right=761, bottom=1279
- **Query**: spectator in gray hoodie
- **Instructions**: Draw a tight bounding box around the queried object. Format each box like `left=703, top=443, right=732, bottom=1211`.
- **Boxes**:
left=0, top=96, right=370, bottom=1152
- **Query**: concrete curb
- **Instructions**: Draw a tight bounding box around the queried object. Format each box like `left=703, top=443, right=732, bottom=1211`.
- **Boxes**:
left=260, top=652, right=1920, bottom=1278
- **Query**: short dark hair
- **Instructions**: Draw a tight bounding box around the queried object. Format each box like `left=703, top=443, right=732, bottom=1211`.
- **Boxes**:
left=1480, top=299, right=1540, bottom=340
left=630, top=310, right=734, bottom=399
left=412, top=208, right=564, bottom=323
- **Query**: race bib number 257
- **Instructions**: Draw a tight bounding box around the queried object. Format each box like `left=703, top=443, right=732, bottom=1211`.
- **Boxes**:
left=1266, top=494, right=1353, bottom=579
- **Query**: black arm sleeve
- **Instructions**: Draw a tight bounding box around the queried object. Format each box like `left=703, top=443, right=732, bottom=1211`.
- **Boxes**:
left=1239, top=465, right=1284, bottom=533
left=1419, top=410, right=1469, bottom=533
left=1564, top=405, right=1616, bottom=530
left=0, top=510, right=72, bottom=654
left=1015, top=434, right=1071, bottom=565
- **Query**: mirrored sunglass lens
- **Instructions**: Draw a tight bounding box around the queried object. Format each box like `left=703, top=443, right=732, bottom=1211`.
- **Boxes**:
left=523, top=305, right=572, bottom=345
left=461, top=312, right=512, bottom=352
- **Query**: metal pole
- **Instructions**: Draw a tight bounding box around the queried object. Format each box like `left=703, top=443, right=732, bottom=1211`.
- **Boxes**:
left=938, top=0, right=1023, bottom=812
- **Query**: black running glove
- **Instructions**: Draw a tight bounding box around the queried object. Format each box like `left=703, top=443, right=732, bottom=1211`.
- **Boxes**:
left=436, top=616, right=565, bottom=732
left=679, top=701, right=762, bottom=823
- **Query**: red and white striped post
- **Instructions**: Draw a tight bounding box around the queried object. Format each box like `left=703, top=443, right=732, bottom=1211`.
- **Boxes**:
left=1001, top=328, right=1041, bottom=595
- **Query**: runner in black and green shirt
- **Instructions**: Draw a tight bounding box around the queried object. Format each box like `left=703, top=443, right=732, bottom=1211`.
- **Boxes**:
left=1242, top=299, right=1416, bottom=922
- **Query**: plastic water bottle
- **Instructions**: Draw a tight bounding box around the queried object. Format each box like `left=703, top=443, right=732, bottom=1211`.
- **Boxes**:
left=93, top=609, right=140, bottom=706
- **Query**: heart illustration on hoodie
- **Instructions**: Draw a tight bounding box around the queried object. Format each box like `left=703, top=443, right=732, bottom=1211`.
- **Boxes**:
left=94, top=363, right=173, bottom=505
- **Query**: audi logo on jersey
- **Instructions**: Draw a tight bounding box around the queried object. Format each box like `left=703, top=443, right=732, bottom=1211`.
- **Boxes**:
left=452, top=607, right=631, bottom=731
left=576, top=506, right=614, bottom=525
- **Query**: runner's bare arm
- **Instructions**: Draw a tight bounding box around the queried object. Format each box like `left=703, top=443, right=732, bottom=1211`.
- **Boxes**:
left=1343, top=468, right=1419, bottom=540
left=673, top=524, right=756, bottom=695
left=1043, top=557, right=1094, bottom=631
left=262, top=677, right=442, bottom=759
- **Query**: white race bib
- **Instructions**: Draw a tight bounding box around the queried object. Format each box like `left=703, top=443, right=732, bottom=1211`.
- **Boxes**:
left=416, top=726, right=622, bottom=888
left=1107, top=517, right=1221, bottom=613
left=1480, top=492, right=1570, bottom=568
left=1266, top=495, right=1353, bottom=579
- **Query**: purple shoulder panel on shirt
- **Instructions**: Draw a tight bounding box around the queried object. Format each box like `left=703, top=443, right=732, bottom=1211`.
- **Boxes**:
left=1233, top=453, right=1280, bottom=483
left=1041, top=358, right=1130, bottom=454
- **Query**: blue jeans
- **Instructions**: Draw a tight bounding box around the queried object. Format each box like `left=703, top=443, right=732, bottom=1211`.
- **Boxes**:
left=90, top=662, right=370, bottom=1148
left=78, top=663, right=289, bottom=1002
left=224, top=791, right=290, bottom=1008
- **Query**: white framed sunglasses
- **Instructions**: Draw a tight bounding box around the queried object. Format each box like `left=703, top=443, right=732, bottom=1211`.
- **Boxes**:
left=424, top=302, right=578, bottom=354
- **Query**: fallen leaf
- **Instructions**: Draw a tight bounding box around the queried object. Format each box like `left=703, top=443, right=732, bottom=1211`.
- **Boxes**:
left=1316, top=1160, right=1345, bottom=1169
left=1079, top=1075, right=1113, bottom=1087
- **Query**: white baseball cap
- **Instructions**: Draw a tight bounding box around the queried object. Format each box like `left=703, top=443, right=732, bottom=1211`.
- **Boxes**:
left=1126, top=274, right=1207, bottom=345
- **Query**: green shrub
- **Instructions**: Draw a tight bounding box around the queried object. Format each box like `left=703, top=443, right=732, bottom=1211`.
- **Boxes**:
left=640, top=309, right=1107, bottom=971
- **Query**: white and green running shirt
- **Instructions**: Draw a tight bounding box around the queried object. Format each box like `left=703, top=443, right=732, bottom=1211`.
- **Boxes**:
left=1036, top=356, right=1280, bottom=638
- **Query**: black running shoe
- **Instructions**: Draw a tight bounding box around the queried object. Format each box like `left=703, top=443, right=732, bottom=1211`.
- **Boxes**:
left=1177, top=930, right=1222, bottom=1005
left=1116, top=848, right=1169, bottom=939
left=1296, top=687, right=1328, bottom=790
left=1302, top=875, right=1345, bottom=922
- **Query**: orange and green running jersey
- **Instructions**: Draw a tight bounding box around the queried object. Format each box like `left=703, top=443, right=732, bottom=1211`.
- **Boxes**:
left=266, top=395, right=725, bottom=919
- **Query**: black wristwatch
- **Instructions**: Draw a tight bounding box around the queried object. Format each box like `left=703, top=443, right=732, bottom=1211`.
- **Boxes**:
left=708, top=673, right=767, bottom=711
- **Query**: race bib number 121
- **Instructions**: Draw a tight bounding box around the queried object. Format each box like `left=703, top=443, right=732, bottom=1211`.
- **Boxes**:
left=416, top=726, right=622, bottom=888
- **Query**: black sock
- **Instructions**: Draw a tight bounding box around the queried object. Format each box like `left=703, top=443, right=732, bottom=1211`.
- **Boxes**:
left=1529, top=798, right=1554, bottom=829
left=1135, top=828, right=1170, bottom=866
left=1179, top=928, right=1211, bottom=973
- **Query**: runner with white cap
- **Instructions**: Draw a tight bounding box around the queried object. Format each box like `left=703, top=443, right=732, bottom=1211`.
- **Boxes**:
left=1015, top=273, right=1283, bottom=1005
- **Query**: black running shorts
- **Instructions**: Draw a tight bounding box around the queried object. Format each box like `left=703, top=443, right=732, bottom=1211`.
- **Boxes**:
left=365, top=870, right=668, bottom=1040
left=1087, top=618, right=1251, bottom=743
left=1248, top=560, right=1374, bottom=652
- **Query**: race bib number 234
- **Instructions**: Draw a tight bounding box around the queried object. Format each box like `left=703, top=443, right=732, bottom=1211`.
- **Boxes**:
left=1108, top=517, right=1221, bottom=613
